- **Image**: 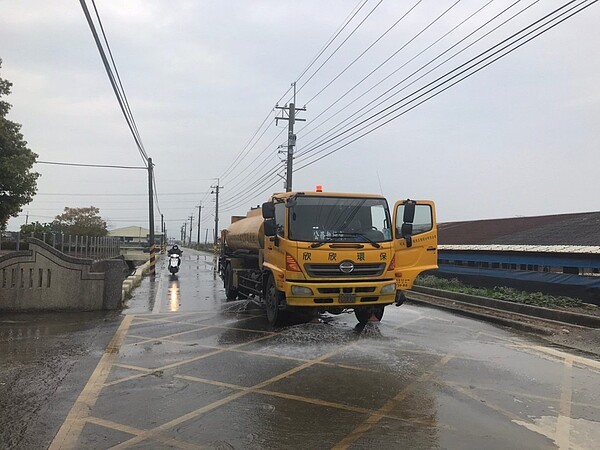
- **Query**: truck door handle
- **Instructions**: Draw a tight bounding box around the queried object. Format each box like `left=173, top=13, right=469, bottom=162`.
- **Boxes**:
left=426, top=247, right=436, bottom=251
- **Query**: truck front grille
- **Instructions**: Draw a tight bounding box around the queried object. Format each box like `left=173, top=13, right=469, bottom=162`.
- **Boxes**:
left=305, top=263, right=385, bottom=278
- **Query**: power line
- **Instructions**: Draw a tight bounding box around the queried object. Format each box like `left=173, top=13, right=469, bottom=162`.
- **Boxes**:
left=296, top=0, right=385, bottom=95
left=304, top=0, right=428, bottom=106
left=79, top=0, right=149, bottom=166
left=34, top=192, right=209, bottom=197
left=294, top=0, right=597, bottom=172
left=297, top=0, right=538, bottom=159
left=218, top=112, right=274, bottom=182
left=219, top=167, right=282, bottom=209
left=295, top=0, right=371, bottom=84
left=296, top=0, right=531, bottom=156
left=220, top=177, right=282, bottom=214
left=216, top=1, right=380, bottom=199
left=217, top=129, right=286, bottom=197
left=152, top=172, right=162, bottom=216
left=91, top=0, right=148, bottom=162
left=296, top=0, right=495, bottom=144
left=221, top=2, right=496, bottom=204
left=36, top=160, right=146, bottom=170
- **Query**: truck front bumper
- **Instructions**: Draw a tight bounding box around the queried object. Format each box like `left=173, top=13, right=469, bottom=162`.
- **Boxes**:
left=281, top=280, right=397, bottom=307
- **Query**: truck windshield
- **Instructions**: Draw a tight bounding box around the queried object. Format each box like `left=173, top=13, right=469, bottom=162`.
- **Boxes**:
left=288, top=196, right=392, bottom=243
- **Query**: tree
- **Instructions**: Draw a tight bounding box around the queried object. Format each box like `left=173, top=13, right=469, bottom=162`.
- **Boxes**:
left=0, top=58, right=40, bottom=231
left=20, top=221, right=55, bottom=240
left=53, top=207, right=108, bottom=237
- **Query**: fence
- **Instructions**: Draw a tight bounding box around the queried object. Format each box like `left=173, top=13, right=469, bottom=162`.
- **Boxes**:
left=0, top=232, right=120, bottom=261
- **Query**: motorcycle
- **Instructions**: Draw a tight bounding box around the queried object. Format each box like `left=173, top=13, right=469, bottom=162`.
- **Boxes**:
left=168, top=253, right=181, bottom=275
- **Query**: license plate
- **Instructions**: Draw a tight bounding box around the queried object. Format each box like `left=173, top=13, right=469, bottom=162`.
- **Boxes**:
left=339, top=293, right=356, bottom=304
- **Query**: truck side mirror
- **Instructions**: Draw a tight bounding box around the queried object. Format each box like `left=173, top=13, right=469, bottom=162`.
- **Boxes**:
left=403, top=200, right=416, bottom=223
left=264, top=219, right=276, bottom=237
left=262, top=202, right=275, bottom=219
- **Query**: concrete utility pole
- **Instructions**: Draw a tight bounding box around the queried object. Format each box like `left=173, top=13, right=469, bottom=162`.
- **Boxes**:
left=211, top=180, right=223, bottom=246
left=161, top=214, right=165, bottom=253
left=148, top=157, right=156, bottom=276
left=197, top=203, right=202, bottom=246
left=188, top=215, right=194, bottom=246
left=275, top=82, right=306, bottom=192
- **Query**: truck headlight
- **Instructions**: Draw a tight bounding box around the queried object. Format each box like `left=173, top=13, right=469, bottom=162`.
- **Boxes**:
left=291, top=286, right=313, bottom=295
left=380, top=283, right=396, bottom=294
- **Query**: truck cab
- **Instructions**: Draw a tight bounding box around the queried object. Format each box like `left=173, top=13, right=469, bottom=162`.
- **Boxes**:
left=260, top=191, right=437, bottom=325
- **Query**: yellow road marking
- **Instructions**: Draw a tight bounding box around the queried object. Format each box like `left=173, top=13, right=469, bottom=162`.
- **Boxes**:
left=105, top=333, right=277, bottom=386
left=332, top=353, right=454, bottom=450
left=442, top=381, right=599, bottom=411
left=124, top=323, right=276, bottom=348
left=393, top=315, right=424, bottom=329
left=86, top=416, right=203, bottom=449
left=112, top=363, right=154, bottom=373
left=86, top=416, right=145, bottom=437
left=175, top=373, right=437, bottom=427
left=49, top=315, right=134, bottom=450
left=513, top=344, right=600, bottom=370
left=111, top=349, right=345, bottom=448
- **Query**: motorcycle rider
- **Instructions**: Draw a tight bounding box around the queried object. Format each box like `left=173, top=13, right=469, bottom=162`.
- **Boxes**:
left=168, top=244, right=183, bottom=267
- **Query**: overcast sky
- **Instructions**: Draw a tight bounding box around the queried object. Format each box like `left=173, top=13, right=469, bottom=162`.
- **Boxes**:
left=1, top=0, right=599, bottom=239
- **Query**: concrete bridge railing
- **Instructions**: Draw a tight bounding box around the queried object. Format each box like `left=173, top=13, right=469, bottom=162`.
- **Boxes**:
left=0, top=238, right=128, bottom=312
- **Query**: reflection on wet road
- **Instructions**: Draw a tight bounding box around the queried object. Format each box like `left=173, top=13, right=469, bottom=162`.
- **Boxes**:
left=50, top=249, right=600, bottom=449
left=168, top=279, right=180, bottom=312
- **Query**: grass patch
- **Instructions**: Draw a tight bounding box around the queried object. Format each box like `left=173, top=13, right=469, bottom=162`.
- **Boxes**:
left=415, top=275, right=584, bottom=309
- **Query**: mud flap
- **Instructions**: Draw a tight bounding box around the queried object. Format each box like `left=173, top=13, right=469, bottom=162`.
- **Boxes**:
left=395, top=291, right=406, bottom=307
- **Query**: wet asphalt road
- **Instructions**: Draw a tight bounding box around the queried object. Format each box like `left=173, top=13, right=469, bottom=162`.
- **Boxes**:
left=3, top=248, right=600, bottom=449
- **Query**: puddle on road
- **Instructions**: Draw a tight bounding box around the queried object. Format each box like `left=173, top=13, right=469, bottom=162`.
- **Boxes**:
left=0, top=311, right=115, bottom=363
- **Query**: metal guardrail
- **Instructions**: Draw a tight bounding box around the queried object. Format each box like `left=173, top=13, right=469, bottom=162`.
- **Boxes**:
left=0, top=232, right=121, bottom=261
left=410, top=285, right=600, bottom=329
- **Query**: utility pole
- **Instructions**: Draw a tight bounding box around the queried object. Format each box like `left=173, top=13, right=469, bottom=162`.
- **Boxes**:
left=189, top=215, right=194, bottom=246
left=183, top=222, right=187, bottom=245
left=161, top=213, right=165, bottom=253
left=148, top=157, right=156, bottom=276
left=211, top=179, right=223, bottom=246
left=275, top=82, right=306, bottom=192
left=197, top=203, right=202, bottom=246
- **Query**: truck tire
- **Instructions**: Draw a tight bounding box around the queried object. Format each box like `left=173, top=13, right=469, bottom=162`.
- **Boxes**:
left=355, top=306, right=384, bottom=324
left=224, top=264, right=238, bottom=301
left=265, top=275, right=284, bottom=326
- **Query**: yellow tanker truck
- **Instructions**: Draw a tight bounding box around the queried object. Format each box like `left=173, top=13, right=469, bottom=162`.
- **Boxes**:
left=219, top=189, right=437, bottom=326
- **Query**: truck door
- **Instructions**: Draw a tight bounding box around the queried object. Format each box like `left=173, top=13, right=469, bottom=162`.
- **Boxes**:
left=263, top=201, right=287, bottom=289
left=392, top=200, right=438, bottom=289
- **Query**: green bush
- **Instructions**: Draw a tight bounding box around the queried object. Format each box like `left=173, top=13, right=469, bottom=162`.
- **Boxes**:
left=415, top=275, right=583, bottom=308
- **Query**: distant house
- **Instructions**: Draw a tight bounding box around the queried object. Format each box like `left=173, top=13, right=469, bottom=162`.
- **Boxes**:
left=107, top=226, right=164, bottom=249
left=108, top=226, right=150, bottom=245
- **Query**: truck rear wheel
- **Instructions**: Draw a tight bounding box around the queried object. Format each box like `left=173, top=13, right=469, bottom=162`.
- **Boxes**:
left=265, top=275, right=284, bottom=326
left=224, top=264, right=238, bottom=301
left=355, top=306, right=384, bottom=324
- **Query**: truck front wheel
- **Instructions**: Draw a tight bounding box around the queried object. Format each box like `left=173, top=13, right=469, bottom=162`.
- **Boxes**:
left=224, top=264, right=238, bottom=301
left=265, top=275, right=284, bottom=326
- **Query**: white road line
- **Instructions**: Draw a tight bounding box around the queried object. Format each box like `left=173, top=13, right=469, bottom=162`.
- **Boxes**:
left=556, top=358, right=574, bottom=450
left=152, top=263, right=167, bottom=314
